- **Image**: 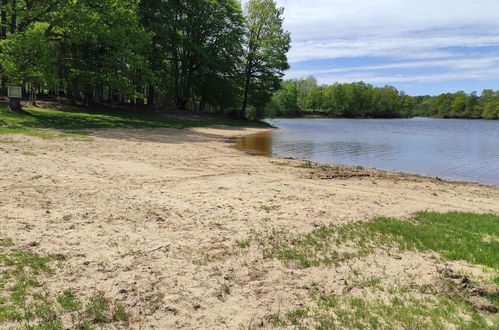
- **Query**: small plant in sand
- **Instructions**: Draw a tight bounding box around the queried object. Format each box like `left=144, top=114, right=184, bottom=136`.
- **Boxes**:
left=235, top=239, right=252, bottom=249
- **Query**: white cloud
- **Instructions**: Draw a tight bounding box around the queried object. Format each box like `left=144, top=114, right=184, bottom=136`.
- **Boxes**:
left=289, top=34, right=499, bottom=62
left=312, top=66, right=499, bottom=85
left=242, top=0, right=499, bottom=89
left=287, top=56, right=499, bottom=77
left=277, top=0, right=499, bottom=43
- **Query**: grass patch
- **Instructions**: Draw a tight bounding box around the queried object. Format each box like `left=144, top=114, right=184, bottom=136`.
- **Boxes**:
left=273, top=288, right=496, bottom=329
left=364, top=212, right=499, bottom=270
left=0, top=240, right=129, bottom=328
left=264, top=212, right=499, bottom=272
left=260, top=204, right=281, bottom=213
left=262, top=222, right=379, bottom=268
left=295, top=161, right=336, bottom=170
left=235, top=239, right=252, bottom=249
left=0, top=137, right=17, bottom=143
left=263, top=211, right=499, bottom=324
left=0, top=103, right=269, bottom=138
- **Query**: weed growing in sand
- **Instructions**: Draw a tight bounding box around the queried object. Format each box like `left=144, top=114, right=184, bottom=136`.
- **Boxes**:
left=113, top=303, right=129, bottom=322
left=260, top=205, right=281, bottom=213
left=262, top=223, right=379, bottom=268
left=22, top=151, right=37, bottom=156
left=295, top=161, right=335, bottom=170
left=235, top=239, right=252, bottom=249
left=0, top=240, right=129, bottom=328
left=273, top=287, right=495, bottom=329
left=269, top=161, right=289, bottom=166
left=0, top=238, right=14, bottom=247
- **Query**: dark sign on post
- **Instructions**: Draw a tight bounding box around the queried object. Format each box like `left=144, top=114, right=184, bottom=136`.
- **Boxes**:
left=8, top=86, right=22, bottom=98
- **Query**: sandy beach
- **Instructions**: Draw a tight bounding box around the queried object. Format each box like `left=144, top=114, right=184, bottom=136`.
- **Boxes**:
left=1, top=126, right=498, bottom=328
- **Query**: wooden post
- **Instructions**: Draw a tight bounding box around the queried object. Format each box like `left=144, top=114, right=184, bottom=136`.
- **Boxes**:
left=9, top=97, right=22, bottom=112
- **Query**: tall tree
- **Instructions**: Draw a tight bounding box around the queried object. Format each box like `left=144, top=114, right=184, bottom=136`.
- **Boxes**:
left=143, top=0, right=244, bottom=111
left=241, top=0, right=290, bottom=119
left=0, top=22, right=58, bottom=105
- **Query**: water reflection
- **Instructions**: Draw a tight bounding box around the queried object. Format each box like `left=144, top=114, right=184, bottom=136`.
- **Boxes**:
left=235, top=118, right=499, bottom=186
left=235, top=131, right=273, bottom=156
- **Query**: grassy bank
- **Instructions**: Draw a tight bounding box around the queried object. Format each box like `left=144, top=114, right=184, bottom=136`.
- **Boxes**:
left=0, top=103, right=269, bottom=138
left=261, top=212, right=499, bottom=328
left=266, top=212, right=498, bottom=272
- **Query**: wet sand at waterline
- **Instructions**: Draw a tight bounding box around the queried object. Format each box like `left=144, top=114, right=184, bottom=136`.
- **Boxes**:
left=1, top=127, right=499, bottom=328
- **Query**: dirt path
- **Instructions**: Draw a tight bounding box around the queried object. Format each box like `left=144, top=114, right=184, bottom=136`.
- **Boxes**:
left=1, top=127, right=498, bottom=328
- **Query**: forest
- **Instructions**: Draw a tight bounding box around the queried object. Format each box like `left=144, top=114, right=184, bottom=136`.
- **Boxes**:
left=266, top=77, right=499, bottom=119
left=0, top=0, right=290, bottom=119
left=1, top=1, right=497, bottom=121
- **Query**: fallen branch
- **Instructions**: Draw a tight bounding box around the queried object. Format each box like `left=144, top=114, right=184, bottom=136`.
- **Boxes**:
left=144, top=245, right=169, bottom=253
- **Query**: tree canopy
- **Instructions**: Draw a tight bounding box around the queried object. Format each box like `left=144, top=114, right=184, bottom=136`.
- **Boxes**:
left=265, top=78, right=499, bottom=120
left=0, top=0, right=290, bottom=119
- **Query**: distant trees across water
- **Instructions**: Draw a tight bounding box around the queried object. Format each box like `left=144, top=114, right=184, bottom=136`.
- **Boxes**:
left=0, top=0, right=290, bottom=119
left=266, top=77, right=499, bottom=120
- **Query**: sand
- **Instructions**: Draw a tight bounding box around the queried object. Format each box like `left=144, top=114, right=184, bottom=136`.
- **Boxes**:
left=1, top=126, right=498, bottom=328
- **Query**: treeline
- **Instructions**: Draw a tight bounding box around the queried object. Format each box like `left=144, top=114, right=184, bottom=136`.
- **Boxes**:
left=0, top=0, right=290, bottom=119
left=266, top=77, right=499, bottom=119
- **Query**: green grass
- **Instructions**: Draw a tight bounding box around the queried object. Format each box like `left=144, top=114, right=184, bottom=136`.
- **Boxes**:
left=0, top=240, right=129, bottom=329
left=265, top=212, right=499, bottom=272
left=274, top=288, right=495, bottom=329
left=263, top=212, right=499, bottom=328
left=235, top=239, right=252, bottom=249
left=363, top=212, right=499, bottom=270
left=0, top=103, right=269, bottom=138
left=262, top=221, right=379, bottom=268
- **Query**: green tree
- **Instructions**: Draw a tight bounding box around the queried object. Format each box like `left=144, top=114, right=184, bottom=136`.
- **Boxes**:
left=0, top=22, right=57, bottom=105
left=305, top=86, right=323, bottom=111
left=142, top=0, right=244, bottom=111
left=270, top=80, right=299, bottom=116
left=481, top=90, right=499, bottom=119
left=53, top=0, right=151, bottom=105
left=240, top=0, right=291, bottom=119
left=450, top=92, right=467, bottom=118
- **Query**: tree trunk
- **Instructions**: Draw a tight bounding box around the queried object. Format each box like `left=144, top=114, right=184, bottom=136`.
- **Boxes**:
left=0, top=0, right=6, bottom=39
left=93, top=84, right=103, bottom=104
left=29, top=83, right=36, bottom=106
left=147, top=84, right=154, bottom=107
left=240, top=72, right=251, bottom=119
left=10, top=0, right=16, bottom=33
left=240, top=56, right=253, bottom=120
left=0, top=0, right=7, bottom=90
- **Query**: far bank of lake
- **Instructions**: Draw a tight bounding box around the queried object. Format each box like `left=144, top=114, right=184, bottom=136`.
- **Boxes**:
left=236, top=117, right=499, bottom=186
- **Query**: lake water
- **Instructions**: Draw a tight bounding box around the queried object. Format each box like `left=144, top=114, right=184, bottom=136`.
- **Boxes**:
left=236, top=118, right=499, bottom=186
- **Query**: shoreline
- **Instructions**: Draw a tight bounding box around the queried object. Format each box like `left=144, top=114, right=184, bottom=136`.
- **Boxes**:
left=1, top=126, right=499, bottom=328
left=267, top=115, right=499, bottom=121
left=235, top=129, right=499, bottom=188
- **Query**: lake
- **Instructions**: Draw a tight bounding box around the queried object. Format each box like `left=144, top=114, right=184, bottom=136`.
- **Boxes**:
left=236, top=118, right=499, bottom=186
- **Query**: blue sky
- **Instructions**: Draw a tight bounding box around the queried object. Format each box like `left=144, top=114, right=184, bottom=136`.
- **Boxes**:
left=263, top=0, right=499, bottom=96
